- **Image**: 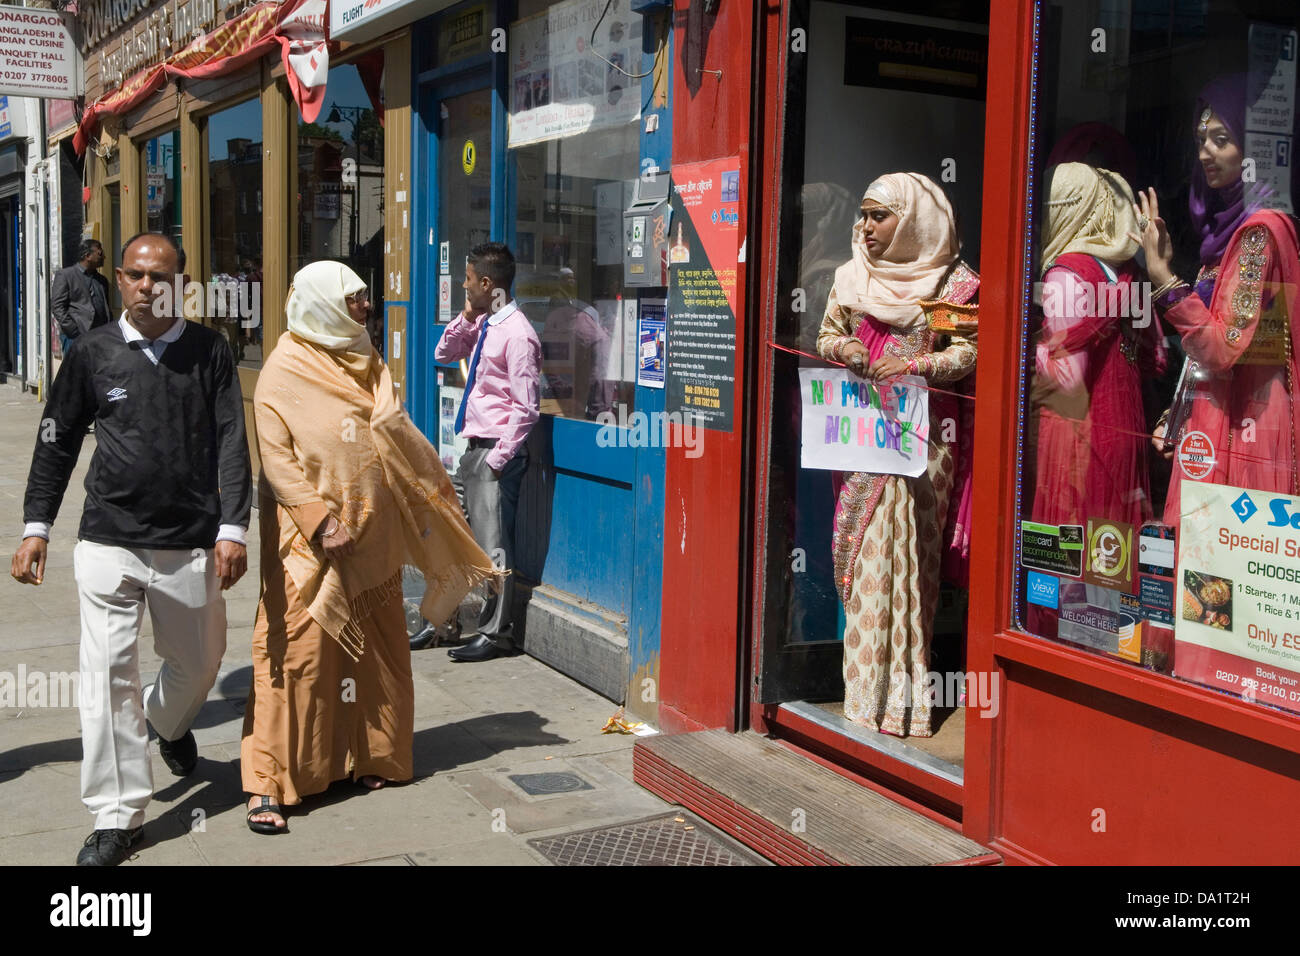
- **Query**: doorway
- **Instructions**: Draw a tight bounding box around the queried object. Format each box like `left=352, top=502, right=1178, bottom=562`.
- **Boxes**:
left=411, top=70, right=495, bottom=443
left=755, top=0, right=990, bottom=794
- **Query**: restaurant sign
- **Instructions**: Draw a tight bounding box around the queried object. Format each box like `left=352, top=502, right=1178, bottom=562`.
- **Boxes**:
left=0, top=5, right=80, bottom=98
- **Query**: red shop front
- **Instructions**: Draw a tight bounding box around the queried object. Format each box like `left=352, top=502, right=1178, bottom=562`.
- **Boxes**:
left=639, top=0, right=1300, bottom=864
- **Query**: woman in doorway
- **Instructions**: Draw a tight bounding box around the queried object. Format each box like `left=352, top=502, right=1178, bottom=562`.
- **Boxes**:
left=816, top=172, right=978, bottom=738
left=1136, top=77, right=1300, bottom=522
left=242, top=261, right=496, bottom=833
left=1031, top=162, right=1166, bottom=531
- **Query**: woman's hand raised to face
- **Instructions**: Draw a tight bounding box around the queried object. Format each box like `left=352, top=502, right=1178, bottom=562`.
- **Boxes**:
left=1129, top=187, right=1176, bottom=286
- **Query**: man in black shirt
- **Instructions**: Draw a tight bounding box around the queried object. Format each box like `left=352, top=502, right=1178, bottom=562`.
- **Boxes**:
left=10, top=233, right=251, bottom=866
left=50, top=239, right=111, bottom=356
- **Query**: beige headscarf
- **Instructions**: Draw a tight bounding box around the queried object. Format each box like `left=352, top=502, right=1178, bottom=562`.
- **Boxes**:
left=1041, top=163, right=1139, bottom=274
left=286, top=260, right=372, bottom=356
left=832, top=172, right=960, bottom=328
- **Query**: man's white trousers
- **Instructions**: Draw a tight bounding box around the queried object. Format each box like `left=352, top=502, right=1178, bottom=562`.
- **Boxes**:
left=74, top=540, right=226, bottom=830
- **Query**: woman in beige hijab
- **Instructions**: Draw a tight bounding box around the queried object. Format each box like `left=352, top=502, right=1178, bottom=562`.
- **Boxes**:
left=816, top=172, right=979, bottom=738
left=243, top=261, right=496, bottom=833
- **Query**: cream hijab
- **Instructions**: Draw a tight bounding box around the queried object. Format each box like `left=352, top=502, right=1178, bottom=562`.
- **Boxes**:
left=1041, top=163, right=1139, bottom=274
left=832, top=172, right=960, bottom=328
left=286, top=260, right=372, bottom=356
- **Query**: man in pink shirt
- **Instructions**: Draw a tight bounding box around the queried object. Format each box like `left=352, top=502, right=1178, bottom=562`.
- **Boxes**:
left=435, top=243, right=541, bottom=662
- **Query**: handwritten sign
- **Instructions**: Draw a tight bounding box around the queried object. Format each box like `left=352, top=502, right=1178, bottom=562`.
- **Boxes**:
left=798, top=368, right=930, bottom=476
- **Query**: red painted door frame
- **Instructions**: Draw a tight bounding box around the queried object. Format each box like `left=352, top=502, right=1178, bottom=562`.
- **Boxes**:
left=664, top=0, right=1300, bottom=864
left=657, top=0, right=757, bottom=734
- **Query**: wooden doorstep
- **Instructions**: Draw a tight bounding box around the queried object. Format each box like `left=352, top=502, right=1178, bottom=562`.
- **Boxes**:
left=634, top=729, right=996, bottom=866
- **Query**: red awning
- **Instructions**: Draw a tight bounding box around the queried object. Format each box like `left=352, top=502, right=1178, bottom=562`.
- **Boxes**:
left=74, top=0, right=328, bottom=154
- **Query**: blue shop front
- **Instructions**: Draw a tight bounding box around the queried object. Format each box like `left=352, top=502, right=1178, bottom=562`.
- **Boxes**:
left=397, top=0, right=673, bottom=715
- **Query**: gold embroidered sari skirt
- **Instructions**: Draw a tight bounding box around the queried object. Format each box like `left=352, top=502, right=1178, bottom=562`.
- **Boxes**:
left=840, top=438, right=952, bottom=737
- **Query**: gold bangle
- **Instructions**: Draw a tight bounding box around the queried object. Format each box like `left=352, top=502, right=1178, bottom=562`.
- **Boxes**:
left=1152, top=276, right=1185, bottom=300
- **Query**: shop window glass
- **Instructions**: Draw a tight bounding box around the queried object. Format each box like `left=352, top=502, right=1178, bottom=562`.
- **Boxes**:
left=507, top=0, right=644, bottom=420
left=143, top=130, right=181, bottom=245
left=296, top=55, right=386, bottom=355
left=207, top=98, right=263, bottom=369
left=1015, top=2, right=1300, bottom=716
left=757, top=1, right=989, bottom=755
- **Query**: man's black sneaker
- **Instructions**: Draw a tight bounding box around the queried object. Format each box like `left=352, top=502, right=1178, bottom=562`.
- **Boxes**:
left=158, top=729, right=198, bottom=776
left=76, top=826, right=143, bottom=866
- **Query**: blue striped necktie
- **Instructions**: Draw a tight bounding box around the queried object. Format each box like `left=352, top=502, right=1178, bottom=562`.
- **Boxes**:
left=454, top=319, right=490, bottom=435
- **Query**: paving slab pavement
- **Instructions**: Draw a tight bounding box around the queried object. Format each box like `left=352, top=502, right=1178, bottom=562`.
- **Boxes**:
left=0, top=378, right=676, bottom=866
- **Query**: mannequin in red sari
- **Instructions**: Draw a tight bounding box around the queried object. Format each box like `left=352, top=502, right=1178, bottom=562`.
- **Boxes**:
left=1031, top=163, right=1167, bottom=532
left=1136, top=84, right=1300, bottom=519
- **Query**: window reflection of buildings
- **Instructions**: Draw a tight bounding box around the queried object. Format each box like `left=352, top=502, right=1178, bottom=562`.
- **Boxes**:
left=296, top=108, right=385, bottom=355
left=209, top=137, right=262, bottom=272
left=298, top=115, right=384, bottom=266
left=145, top=137, right=180, bottom=240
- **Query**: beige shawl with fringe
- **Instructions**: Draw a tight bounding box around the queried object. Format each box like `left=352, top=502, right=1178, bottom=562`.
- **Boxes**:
left=255, top=330, right=498, bottom=659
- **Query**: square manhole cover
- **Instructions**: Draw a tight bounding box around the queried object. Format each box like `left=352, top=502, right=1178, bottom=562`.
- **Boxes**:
left=528, top=812, right=767, bottom=866
left=509, top=771, right=594, bottom=795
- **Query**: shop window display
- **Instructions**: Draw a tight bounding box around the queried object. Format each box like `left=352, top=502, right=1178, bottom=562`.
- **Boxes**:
left=1015, top=2, right=1300, bottom=715
left=207, top=98, right=263, bottom=369
left=508, top=0, right=646, bottom=421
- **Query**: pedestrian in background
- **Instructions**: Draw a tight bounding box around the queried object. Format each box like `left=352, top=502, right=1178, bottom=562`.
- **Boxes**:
left=11, top=232, right=251, bottom=866
left=51, top=238, right=111, bottom=358
left=434, top=242, right=541, bottom=662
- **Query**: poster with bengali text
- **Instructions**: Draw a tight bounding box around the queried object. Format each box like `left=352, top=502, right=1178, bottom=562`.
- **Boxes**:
left=666, top=157, right=741, bottom=431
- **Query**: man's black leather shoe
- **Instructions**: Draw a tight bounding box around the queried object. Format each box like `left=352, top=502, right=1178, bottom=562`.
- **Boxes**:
left=76, top=826, right=143, bottom=866
left=409, top=625, right=438, bottom=650
left=158, top=729, right=197, bottom=776
left=448, top=634, right=512, bottom=662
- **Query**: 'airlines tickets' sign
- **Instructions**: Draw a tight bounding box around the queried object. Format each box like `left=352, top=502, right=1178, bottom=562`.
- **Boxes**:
left=798, top=368, right=930, bottom=476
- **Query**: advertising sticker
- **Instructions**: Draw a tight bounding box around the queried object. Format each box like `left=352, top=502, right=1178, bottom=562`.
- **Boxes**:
left=1178, top=430, right=1216, bottom=480
left=637, top=299, right=666, bottom=389
left=1020, top=521, right=1085, bottom=577
left=1057, top=582, right=1144, bottom=660
left=1083, top=517, right=1135, bottom=593
left=1174, top=482, right=1300, bottom=714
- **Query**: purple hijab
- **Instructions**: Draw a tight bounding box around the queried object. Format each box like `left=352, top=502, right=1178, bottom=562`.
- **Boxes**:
left=1189, top=75, right=1268, bottom=266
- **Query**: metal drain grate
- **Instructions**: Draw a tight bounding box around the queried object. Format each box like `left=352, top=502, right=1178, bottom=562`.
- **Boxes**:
left=529, top=813, right=764, bottom=866
left=509, top=771, right=593, bottom=795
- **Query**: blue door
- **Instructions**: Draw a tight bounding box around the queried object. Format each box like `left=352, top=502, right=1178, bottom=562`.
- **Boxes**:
left=408, top=4, right=667, bottom=710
